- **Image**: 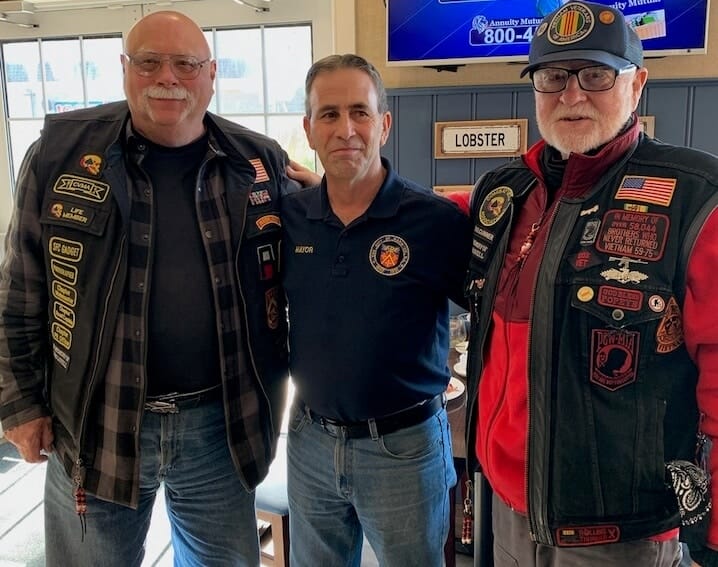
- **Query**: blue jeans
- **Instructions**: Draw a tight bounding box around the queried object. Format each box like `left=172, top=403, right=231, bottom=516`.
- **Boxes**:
left=287, top=401, right=457, bottom=567
left=44, top=398, right=260, bottom=567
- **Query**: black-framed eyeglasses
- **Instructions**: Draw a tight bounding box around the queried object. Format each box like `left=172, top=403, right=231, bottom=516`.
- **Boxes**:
left=530, top=65, right=636, bottom=93
left=123, top=52, right=210, bottom=80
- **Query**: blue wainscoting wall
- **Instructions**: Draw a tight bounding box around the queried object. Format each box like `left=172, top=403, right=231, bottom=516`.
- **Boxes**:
left=383, top=78, right=718, bottom=190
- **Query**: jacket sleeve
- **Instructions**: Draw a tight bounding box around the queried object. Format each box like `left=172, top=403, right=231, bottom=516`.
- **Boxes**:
left=685, top=206, right=718, bottom=564
left=0, top=140, right=52, bottom=430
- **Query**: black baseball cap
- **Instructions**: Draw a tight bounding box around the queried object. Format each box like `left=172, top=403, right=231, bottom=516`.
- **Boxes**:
left=521, top=1, right=643, bottom=77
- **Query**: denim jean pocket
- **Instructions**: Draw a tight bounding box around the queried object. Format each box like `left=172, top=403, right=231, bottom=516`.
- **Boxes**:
left=377, top=413, right=443, bottom=460
left=289, top=402, right=310, bottom=433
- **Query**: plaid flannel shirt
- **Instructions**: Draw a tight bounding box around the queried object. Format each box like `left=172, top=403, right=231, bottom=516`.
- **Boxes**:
left=0, top=103, right=289, bottom=508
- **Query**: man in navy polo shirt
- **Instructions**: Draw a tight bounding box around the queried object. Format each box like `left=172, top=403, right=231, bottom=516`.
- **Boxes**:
left=282, top=53, right=472, bottom=566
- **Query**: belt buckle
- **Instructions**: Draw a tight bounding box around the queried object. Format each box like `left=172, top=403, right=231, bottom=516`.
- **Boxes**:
left=144, top=400, right=179, bottom=414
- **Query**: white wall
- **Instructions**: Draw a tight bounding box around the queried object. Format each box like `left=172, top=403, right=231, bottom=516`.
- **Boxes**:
left=0, top=0, right=355, bottom=233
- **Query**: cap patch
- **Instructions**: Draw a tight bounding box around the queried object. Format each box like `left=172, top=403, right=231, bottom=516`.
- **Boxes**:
left=549, top=3, right=595, bottom=45
left=598, top=10, right=615, bottom=25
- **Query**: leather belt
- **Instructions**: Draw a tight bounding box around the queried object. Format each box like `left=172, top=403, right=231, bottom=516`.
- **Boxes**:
left=144, top=384, right=223, bottom=414
left=300, top=393, right=446, bottom=439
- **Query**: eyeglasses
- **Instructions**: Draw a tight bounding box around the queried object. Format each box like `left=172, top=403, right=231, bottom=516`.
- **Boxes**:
left=123, top=52, right=210, bottom=80
left=530, top=65, right=636, bottom=93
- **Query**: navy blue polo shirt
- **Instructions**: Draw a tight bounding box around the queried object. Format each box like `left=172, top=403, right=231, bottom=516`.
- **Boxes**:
left=282, top=159, right=472, bottom=421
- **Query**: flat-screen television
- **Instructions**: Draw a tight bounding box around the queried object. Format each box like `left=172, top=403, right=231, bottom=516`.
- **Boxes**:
left=387, top=0, right=710, bottom=67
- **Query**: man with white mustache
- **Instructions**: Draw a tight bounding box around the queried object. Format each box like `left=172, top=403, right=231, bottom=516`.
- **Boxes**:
left=0, top=10, right=314, bottom=566
left=459, top=1, right=718, bottom=566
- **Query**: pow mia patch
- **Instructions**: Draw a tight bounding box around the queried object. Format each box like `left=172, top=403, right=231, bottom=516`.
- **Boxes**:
left=478, top=186, right=513, bottom=227
left=53, top=174, right=109, bottom=203
left=591, top=329, right=639, bottom=391
left=548, top=2, right=595, bottom=46
left=656, top=297, right=684, bottom=354
left=369, top=235, right=410, bottom=276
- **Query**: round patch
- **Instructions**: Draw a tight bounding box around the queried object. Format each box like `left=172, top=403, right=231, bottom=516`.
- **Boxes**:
left=598, top=10, right=615, bottom=25
left=648, top=294, right=666, bottom=313
left=577, top=286, right=594, bottom=302
left=478, top=186, right=513, bottom=227
left=548, top=2, right=595, bottom=46
left=536, top=22, right=548, bottom=37
left=369, top=235, right=410, bottom=276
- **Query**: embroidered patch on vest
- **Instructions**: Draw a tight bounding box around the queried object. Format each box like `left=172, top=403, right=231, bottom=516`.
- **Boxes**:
left=51, top=259, right=78, bottom=286
left=580, top=218, right=601, bottom=246
left=249, top=189, right=272, bottom=206
left=249, top=158, right=270, bottom=183
left=52, top=280, right=77, bottom=307
left=478, top=186, right=513, bottom=227
left=48, top=201, right=94, bottom=227
left=53, top=302, right=76, bottom=329
left=623, top=202, right=649, bottom=213
left=548, top=3, right=594, bottom=46
left=591, top=329, right=639, bottom=391
left=51, top=321, right=72, bottom=350
left=79, top=154, right=103, bottom=176
left=556, top=525, right=620, bottom=546
left=49, top=237, right=83, bottom=263
left=257, top=244, right=276, bottom=281
left=615, top=175, right=677, bottom=207
left=596, top=210, right=669, bottom=262
left=600, top=256, right=648, bottom=284
left=656, top=297, right=684, bottom=354
left=597, top=286, right=643, bottom=311
left=369, top=235, right=410, bottom=276
left=53, top=174, right=110, bottom=203
left=52, top=343, right=70, bottom=370
left=265, top=286, right=280, bottom=330
left=568, top=249, right=601, bottom=272
left=255, top=214, right=281, bottom=231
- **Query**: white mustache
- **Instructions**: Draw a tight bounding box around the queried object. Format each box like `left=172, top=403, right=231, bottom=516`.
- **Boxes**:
left=143, top=86, right=189, bottom=100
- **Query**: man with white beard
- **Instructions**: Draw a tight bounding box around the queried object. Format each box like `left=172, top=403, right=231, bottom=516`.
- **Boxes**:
left=0, top=11, right=313, bottom=566
left=461, top=2, right=718, bottom=566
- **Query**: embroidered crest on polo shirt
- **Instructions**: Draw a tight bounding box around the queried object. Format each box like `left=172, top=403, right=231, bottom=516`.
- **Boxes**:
left=79, top=154, right=103, bottom=176
left=548, top=3, right=595, bottom=45
left=249, top=158, right=270, bottom=183
left=369, top=235, right=410, bottom=276
left=478, top=186, right=513, bottom=227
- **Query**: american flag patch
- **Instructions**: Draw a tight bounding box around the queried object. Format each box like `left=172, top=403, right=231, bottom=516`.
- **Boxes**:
left=615, top=175, right=676, bottom=207
left=249, top=158, right=270, bottom=183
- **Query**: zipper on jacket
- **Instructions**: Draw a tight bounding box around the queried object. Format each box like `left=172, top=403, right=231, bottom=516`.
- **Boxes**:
left=74, top=234, right=126, bottom=523
left=525, top=200, right=562, bottom=545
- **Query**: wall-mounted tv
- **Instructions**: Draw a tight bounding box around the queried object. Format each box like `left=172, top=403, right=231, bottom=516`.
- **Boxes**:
left=387, top=0, right=710, bottom=67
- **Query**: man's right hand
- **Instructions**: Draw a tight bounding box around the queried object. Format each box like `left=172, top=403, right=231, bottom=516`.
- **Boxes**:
left=4, top=416, right=53, bottom=463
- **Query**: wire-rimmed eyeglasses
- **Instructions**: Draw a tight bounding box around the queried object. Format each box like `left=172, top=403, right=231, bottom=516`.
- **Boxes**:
left=530, top=65, right=637, bottom=93
left=123, top=52, right=210, bottom=80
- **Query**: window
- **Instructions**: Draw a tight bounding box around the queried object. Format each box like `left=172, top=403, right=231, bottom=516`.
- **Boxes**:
left=207, top=24, right=315, bottom=171
left=1, top=24, right=314, bottom=186
left=2, top=35, right=125, bottom=180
